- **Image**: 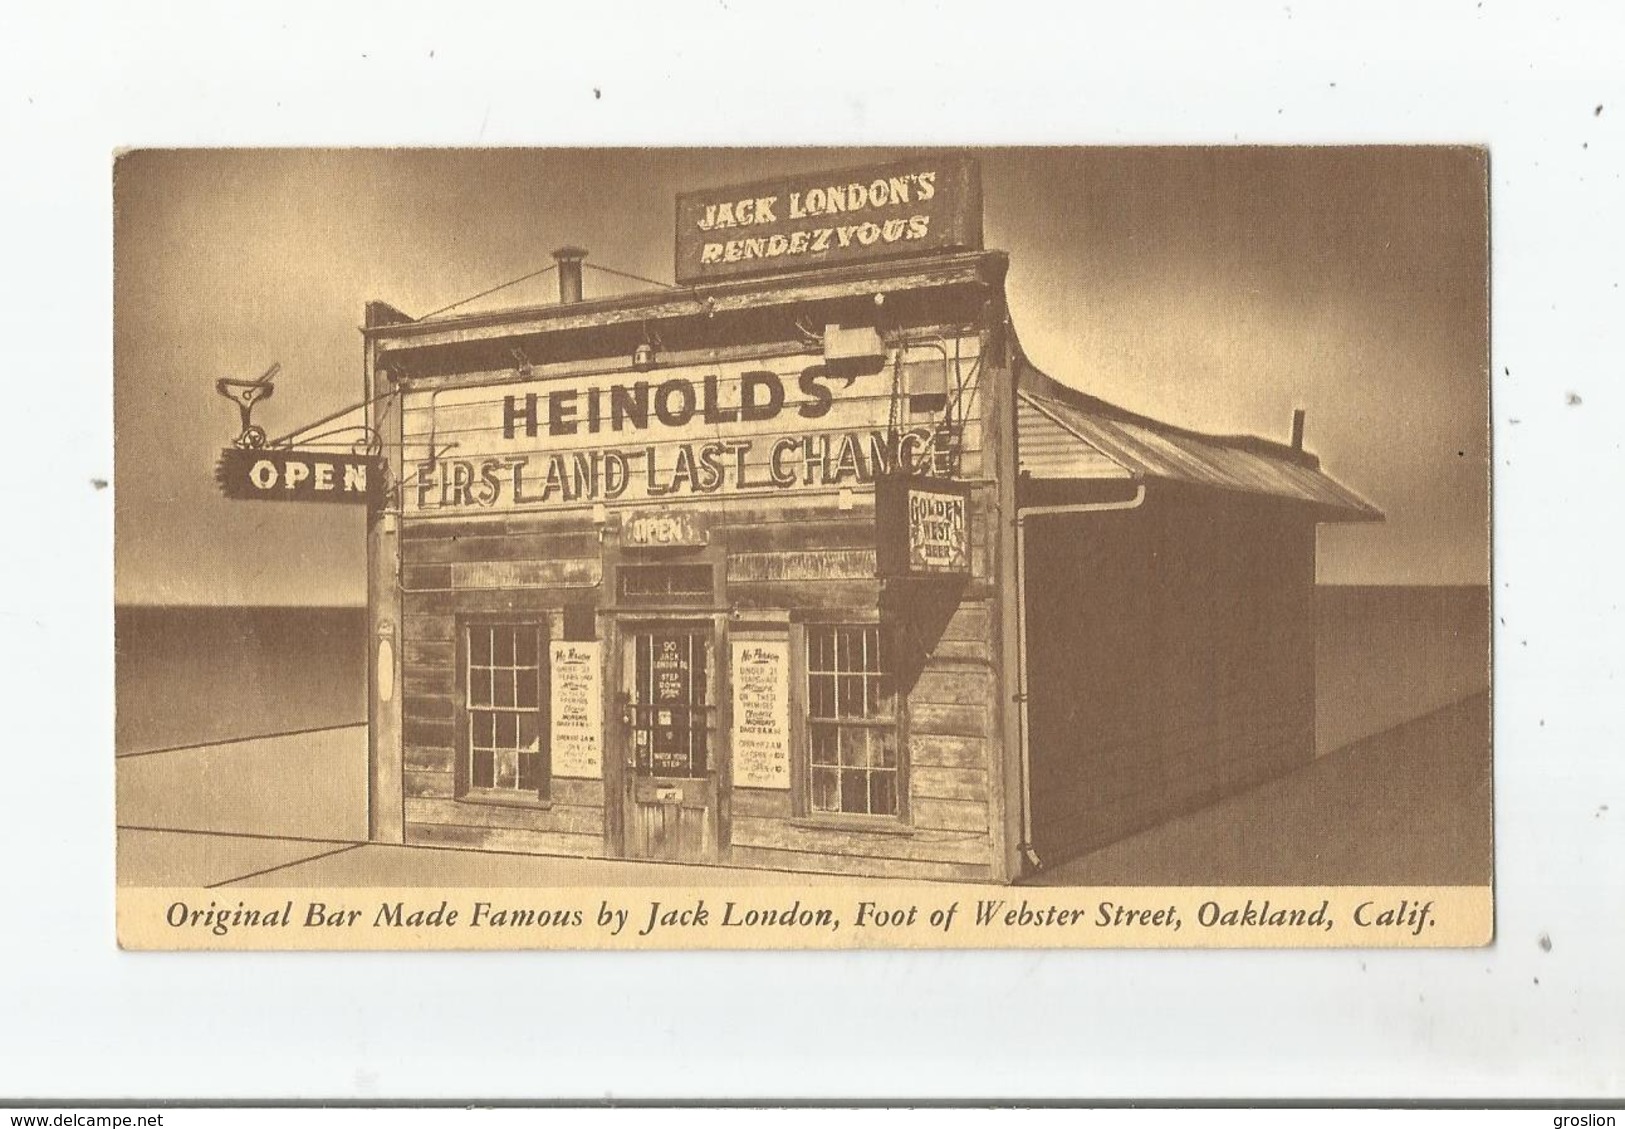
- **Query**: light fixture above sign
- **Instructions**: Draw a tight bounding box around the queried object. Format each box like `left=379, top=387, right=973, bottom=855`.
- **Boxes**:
left=822, top=324, right=884, bottom=364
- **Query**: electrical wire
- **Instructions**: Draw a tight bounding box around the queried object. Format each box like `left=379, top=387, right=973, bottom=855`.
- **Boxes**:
left=418, top=263, right=559, bottom=321
left=268, top=388, right=400, bottom=448
left=582, top=261, right=681, bottom=291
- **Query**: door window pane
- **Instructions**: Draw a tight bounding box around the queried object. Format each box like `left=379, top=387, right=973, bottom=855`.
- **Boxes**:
left=630, top=630, right=711, bottom=778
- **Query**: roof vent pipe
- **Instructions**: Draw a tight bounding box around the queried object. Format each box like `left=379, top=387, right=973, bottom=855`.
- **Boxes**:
left=1291, top=408, right=1306, bottom=450
left=552, top=246, right=588, bottom=305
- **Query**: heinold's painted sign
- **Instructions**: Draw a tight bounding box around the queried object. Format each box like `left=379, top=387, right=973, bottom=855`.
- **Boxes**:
left=674, top=155, right=983, bottom=285
left=215, top=448, right=381, bottom=504
left=400, top=349, right=983, bottom=515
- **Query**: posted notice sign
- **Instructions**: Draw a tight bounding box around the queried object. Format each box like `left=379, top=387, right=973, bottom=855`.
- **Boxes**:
left=550, top=641, right=603, bottom=779
left=730, top=637, right=791, bottom=789
left=675, top=155, right=982, bottom=285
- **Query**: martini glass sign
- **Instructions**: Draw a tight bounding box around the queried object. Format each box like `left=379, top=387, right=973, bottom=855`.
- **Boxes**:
left=215, top=362, right=279, bottom=448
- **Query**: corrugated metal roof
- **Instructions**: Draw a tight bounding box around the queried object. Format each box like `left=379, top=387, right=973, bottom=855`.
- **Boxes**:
left=1016, top=362, right=1382, bottom=523
left=1018, top=395, right=1134, bottom=480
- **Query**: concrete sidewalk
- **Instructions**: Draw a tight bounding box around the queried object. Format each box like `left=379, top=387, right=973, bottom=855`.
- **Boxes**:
left=1026, top=692, right=1492, bottom=887
left=117, top=693, right=1491, bottom=889
left=116, top=728, right=908, bottom=887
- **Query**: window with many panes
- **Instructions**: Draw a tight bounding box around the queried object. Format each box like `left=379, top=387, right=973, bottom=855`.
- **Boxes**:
left=464, top=623, right=547, bottom=797
left=806, top=624, right=899, bottom=817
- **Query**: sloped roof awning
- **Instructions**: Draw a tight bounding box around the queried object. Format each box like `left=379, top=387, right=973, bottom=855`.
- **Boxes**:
left=1016, top=362, right=1383, bottom=523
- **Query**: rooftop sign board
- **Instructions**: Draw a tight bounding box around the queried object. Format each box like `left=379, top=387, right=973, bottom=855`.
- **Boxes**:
left=674, top=155, right=982, bottom=286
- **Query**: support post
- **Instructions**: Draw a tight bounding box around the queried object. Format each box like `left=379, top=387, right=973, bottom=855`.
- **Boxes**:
left=364, top=312, right=406, bottom=844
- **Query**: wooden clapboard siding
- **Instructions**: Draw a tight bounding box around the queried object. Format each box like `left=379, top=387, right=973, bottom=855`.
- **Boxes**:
left=404, top=639, right=454, bottom=666
left=402, top=692, right=454, bottom=720
left=726, top=550, right=876, bottom=583
left=730, top=579, right=883, bottom=611
left=404, top=614, right=455, bottom=642
left=731, top=789, right=795, bottom=819
left=405, top=745, right=455, bottom=773
left=397, top=510, right=613, bottom=860
left=940, top=603, right=990, bottom=641
left=381, top=323, right=999, bottom=882
left=910, top=668, right=990, bottom=707
left=909, top=704, right=986, bottom=739
left=910, top=766, right=987, bottom=803
left=726, top=844, right=990, bottom=884
left=552, top=778, right=605, bottom=807
left=407, top=797, right=604, bottom=836
left=400, top=514, right=599, bottom=542
left=928, top=639, right=991, bottom=663
left=908, top=733, right=986, bottom=769
left=729, top=816, right=990, bottom=866
left=405, top=822, right=603, bottom=858
left=721, top=519, right=877, bottom=554
left=911, top=797, right=987, bottom=834
left=449, top=559, right=601, bottom=590
left=403, top=665, right=454, bottom=697
left=402, top=717, right=454, bottom=746
left=407, top=588, right=595, bottom=615
left=707, top=498, right=873, bottom=528
left=403, top=563, right=453, bottom=590
left=405, top=769, right=454, bottom=799
left=404, top=530, right=602, bottom=565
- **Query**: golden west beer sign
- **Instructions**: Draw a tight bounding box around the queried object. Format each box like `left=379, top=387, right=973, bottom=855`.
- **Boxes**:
left=215, top=448, right=381, bottom=505
left=674, top=155, right=982, bottom=285
left=876, top=475, right=972, bottom=576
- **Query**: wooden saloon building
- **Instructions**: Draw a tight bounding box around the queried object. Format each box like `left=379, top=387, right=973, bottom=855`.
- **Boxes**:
left=350, top=156, right=1380, bottom=884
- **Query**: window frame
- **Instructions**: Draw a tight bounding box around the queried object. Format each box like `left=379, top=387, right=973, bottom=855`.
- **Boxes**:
left=455, top=617, right=552, bottom=807
left=616, top=561, right=718, bottom=604
left=794, top=618, right=908, bottom=825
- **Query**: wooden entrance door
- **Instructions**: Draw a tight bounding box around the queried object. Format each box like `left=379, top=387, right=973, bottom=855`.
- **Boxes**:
left=620, top=625, right=718, bottom=862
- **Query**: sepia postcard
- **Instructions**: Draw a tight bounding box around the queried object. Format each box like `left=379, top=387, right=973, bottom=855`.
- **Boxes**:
left=113, top=146, right=1492, bottom=950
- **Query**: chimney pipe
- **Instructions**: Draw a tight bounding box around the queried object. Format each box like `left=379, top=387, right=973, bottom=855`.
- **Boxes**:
left=552, top=246, right=587, bottom=305
left=1290, top=408, right=1306, bottom=450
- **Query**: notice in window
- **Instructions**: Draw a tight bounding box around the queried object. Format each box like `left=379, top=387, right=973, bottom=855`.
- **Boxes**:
left=550, top=641, right=603, bottom=779
left=731, top=637, right=791, bottom=789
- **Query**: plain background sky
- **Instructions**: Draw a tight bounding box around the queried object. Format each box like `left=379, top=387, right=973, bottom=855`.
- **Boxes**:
left=6, top=0, right=1624, bottom=1103
left=114, top=145, right=1487, bottom=604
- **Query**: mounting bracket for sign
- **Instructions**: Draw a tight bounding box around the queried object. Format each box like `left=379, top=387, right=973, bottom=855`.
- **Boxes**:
left=210, top=363, right=397, bottom=507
